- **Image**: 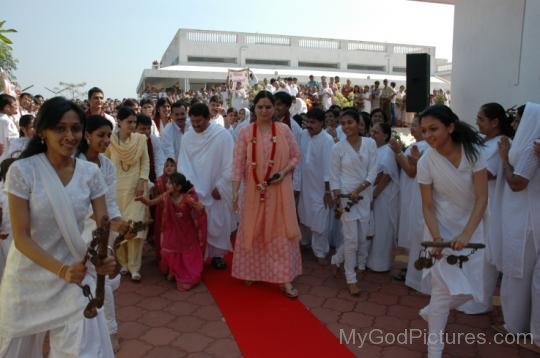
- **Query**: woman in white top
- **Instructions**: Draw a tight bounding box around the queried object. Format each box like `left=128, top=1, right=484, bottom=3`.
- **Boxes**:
left=78, top=115, right=125, bottom=352
left=368, top=122, right=400, bottom=272
left=416, top=105, right=487, bottom=358
left=0, top=97, right=116, bottom=357
left=497, top=102, right=540, bottom=343
left=457, top=103, right=515, bottom=315
left=5, top=114, right=34, bottom=159
left=330, top=109, right=378, bottom=295
left=390, top=115, right=429, bottom=292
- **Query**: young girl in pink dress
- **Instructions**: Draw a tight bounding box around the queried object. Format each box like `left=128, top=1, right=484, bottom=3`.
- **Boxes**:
left=151, top=158, right=177, bottom=262
left=138, top=172, right=207, bottom=291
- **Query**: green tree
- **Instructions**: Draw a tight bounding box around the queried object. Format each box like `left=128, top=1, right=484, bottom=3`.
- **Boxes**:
left=0, top=21, right=17, bottom=80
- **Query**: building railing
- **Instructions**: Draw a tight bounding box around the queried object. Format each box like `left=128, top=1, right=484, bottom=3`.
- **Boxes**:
left=183, top=29, right=433, bottom=55
left=437, top=64, right=452, bottom=72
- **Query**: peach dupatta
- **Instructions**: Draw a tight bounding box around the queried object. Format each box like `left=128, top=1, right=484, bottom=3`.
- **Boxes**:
left=240, top=123, right=300, bottom=248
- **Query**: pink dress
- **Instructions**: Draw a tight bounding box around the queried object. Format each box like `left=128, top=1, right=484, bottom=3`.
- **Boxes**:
left=160, top=188, right=207, bottom=286
left=231, top=122, right=302, bottom=283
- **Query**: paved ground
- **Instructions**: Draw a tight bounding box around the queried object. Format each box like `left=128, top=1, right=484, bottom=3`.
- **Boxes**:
left=114, top=244, right=539, bottom=357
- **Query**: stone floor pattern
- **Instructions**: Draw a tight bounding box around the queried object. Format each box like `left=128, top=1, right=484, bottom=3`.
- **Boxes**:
left=114, top=245, right=539, bottom=357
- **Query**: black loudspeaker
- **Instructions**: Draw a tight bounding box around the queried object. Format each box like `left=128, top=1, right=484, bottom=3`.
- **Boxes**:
left=406, top=53, right=430, bottom=113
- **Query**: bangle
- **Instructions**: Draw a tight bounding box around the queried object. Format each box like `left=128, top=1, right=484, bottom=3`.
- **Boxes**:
left=107, top=245, right=115, bottom=256
left=57, top=264, right=68, bottom=279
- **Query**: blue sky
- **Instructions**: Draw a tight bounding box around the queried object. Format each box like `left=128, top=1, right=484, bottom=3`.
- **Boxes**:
left=2, top=0, right=454, bottom=98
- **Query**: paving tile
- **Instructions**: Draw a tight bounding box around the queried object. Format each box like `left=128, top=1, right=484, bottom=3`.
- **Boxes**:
left=204, top=338, right=242, bottom=357
left=354, top=301, right=387, bottom=317
left=145, top=346, right=187, bottom=357
left=373, top=315, right=410, bottom=333
left=368, top=292, right=399, bottom=306
left=118, top=321, right=150, bottom=340
left=199, top=320, right=232, bottom=339
left=381, top=346, right=423, bottom=358
left=165, top=300, right=200, bottom=316
left=172, top=332, right=213, bottom=353
left=387, top=304, right=422, bottom=321
left=299, top=293, right=326, bottom=308
left=138, top=309, right=176, bottom=327
left=115, top=339, right=153, bottom=358
left=140, top=326, right=180, bottom=346
left=323, top=297, right=356, bottom=312
left=340, top=312, right=374, bottom=328
left=136, top=296, right=171, bottom=311
left=192, top=305, right=223, bottom=321
left=167, top=315, right=206, bottom=333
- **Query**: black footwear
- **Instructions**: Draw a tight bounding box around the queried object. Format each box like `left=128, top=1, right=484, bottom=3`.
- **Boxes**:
left=211, top=256, right=227, bottom=270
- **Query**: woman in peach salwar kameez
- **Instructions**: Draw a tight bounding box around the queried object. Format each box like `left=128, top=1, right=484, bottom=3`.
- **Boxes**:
left=231, top=91, right=302, bottom=298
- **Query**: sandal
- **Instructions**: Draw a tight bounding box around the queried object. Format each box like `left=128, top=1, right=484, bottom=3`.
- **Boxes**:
left=348, top=283, right=360, bottom=296
left=281, top=283, right=298, bottom=299
left=211, top=257, right=227, bottom=270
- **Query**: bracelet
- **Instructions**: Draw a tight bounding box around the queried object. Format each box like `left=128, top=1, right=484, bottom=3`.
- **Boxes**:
left=57, top=264, right=68, bottom=279
left=107, top=245, right=116, bottom=256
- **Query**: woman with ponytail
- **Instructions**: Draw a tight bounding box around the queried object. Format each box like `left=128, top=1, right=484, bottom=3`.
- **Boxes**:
left=416, top=104, right=488, bottom=357
left=456, top=102, right=515, bottom=315
left=0, top=97, right=115, bottom=357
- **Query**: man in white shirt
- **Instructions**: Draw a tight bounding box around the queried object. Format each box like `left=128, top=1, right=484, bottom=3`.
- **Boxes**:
left=18, top=92, right=35, bottom=117
left=87, top=87, right=116, bottom=129
left=290, top=95, right=308, bottom=117
left=0, top=94, right=19, bottom=162
left=208, top=95, right=225, bottom=127
left=135, top=114, right=165, bottom=182
left=161, top=101, right=188, bottom=162
left=298, top=108, right=335, bottom=264
left=371, top=81, right=381, bottom=110
left=178, top=103, right=234, bottom=270
left=231, top=82, right=247, bottom=111
left=320, top=80, right=334, bottom=111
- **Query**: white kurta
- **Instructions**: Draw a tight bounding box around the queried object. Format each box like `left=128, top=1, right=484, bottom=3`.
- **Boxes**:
left=161, top=121, right=185, bottom=162
left=0, top=189, right=12, bottom=283
left=150, top=134, right=165, bottom=177
left=416, top=146, right=487, bottom=302
left=0, top=155, right=106, bottom=338
left=298, top=129, right=334, bottom=233
left=178, top=123, right=234, bottom=252
left=0, top=113, right=19, bottom=163
left=368, top=144, right=400, bottom=272
left=329, top=137, right=378, bottom=222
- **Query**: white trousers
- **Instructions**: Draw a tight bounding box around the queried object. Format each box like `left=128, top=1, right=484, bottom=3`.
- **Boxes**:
left=0, top=310, right=114, bottom=358
left=328, top=214, right=343, bottom=249
left=104, top=275, right=121, bottom=335
left=420, top=264, right=471, bottom=358
left=532, top=255, right=540, bottom=346
left=501, top=234, right=537, bottom=333
left=458, top=260, right=498, bottom=314
left=331, top=219, right=369, bottom=284
left=205, top=244, right=228, bottom=259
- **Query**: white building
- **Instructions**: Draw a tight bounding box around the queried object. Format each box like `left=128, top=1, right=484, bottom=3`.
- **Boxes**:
left=416, top=0, right=540, bottom=122
left=137, top=28, right=450, bottom=94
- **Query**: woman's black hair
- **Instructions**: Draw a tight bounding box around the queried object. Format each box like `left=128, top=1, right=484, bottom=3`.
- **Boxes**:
left=306, top=108, right=325, bottom=122
left=19, top=97, right=86, bottom=159
left=18, top=114, right=35, bottom=137
left=253, top=90, right=275, bottom=106
left=479, top=102, right=515, bottom=138
left=117, top=106, right=136, bottom=121
left=373, top=122, right=392, bottom=143
left=341, top=108, right=360, bottom=123
left=169, top=172, right=193, bottom=193
left=360, top=111, right=372, bottom=132
left=77, top=115, right=113, bottom=155
left=0, top=158, right=16, bottom=182
left=517, top=104, right=526, bottom=118
left=292, top=114, right=303, bottom=127
left=165, top=157, right=176, bottom=165
left=419, top=104, right=483, bottom=162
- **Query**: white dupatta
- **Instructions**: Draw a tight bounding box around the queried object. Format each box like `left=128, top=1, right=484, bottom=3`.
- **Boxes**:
left=35, top=154, right=86, bottom=261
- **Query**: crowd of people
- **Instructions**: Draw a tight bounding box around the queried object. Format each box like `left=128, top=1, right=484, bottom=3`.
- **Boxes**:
left=0, top=78, right=537, bottom=358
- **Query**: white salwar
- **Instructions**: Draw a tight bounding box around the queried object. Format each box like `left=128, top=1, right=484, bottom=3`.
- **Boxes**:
left=297, top=129, right=335, bottom=259
left=79, top=153, right=122, bottom=335
left=398, top=141, right=430, bottom=293
left=0, top=154, right=113, bottom=357
left=417, top=146, right=487, bottom=358
left=367, top=144, right=399, bottom=272
left=499, top=103, right=540, bottom=335
left=0, top=188, right=11, bottom=283
left=459, top=136, right=502, bottom=314
left=500, top=103, right=540, bottom=335
left=330, top=137, right=378, bottom=284
left=178, top=123, right=234, bottom=257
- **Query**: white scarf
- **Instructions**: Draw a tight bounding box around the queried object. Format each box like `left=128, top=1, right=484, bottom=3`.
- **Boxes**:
left=35, top=154, right=86, bottom=260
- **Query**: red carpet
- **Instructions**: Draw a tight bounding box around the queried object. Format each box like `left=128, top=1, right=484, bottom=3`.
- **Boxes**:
left=203, top=255, right=353, bottom=358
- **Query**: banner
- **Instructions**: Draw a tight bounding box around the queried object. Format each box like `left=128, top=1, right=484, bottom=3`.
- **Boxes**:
left=227, top=68, right=249, bottom=89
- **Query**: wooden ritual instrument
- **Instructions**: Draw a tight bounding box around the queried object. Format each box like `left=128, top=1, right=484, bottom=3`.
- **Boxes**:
left=334, top=193, right=363, bottom=219
left=414, top=241, right=485, bottom=270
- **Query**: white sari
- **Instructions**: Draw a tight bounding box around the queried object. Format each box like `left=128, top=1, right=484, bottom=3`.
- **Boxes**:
left=368, top=144, right=399, bottom=272
left=417, top=146, right=487, bottom=302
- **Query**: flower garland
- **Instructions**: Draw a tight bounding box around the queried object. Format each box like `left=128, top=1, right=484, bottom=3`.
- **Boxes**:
left=251, top=122, right=277, bottom=202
